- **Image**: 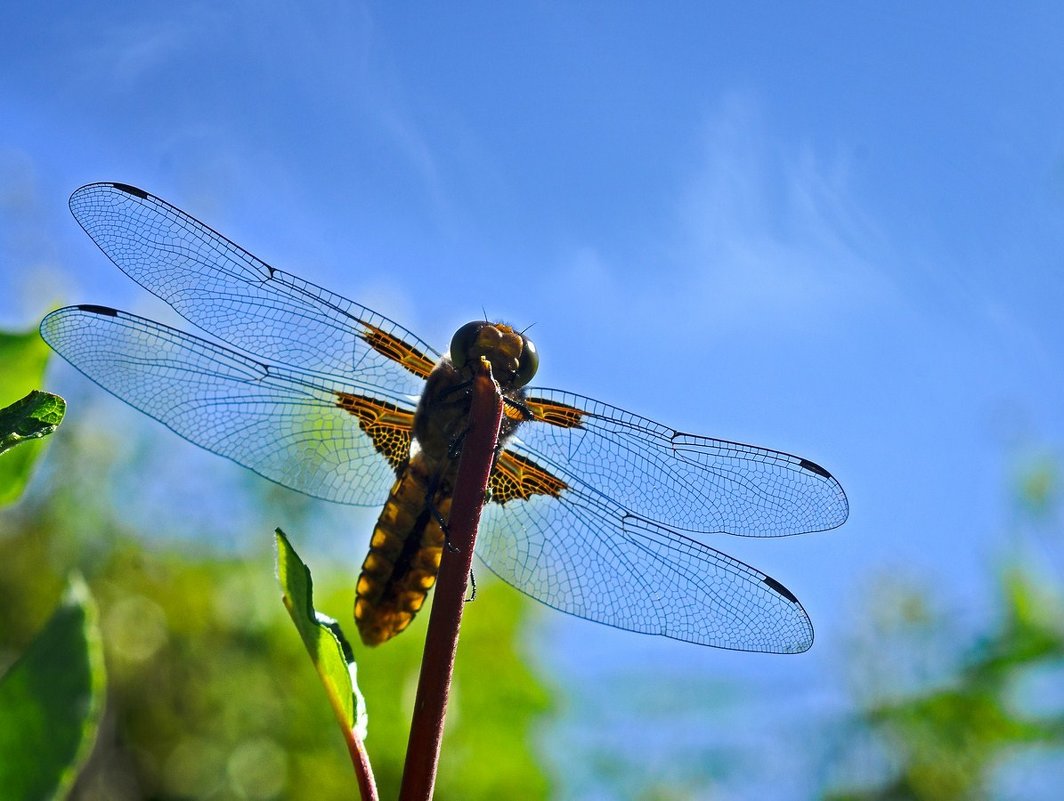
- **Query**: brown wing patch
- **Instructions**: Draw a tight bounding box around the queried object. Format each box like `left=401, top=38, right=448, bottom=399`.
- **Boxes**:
left=525, top=397, right=585, bottom=428
left=491, top=449, right=568, bottom=504
left=336, top=393, right=414, bottom=472
left=360, top=323, right=436, bottom=379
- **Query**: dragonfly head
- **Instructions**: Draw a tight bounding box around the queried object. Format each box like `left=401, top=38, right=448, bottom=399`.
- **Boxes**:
left=449, top=321, right=538, bottom=390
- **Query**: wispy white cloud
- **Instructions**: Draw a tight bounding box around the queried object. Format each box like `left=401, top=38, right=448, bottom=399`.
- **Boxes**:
left=71, top=14, right=199, bottom=92
left=663, top=92, right=899, bottom=336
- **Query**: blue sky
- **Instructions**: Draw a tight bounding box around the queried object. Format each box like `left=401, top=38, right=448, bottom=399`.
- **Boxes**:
left=4, top=3, right=1064, bottom=796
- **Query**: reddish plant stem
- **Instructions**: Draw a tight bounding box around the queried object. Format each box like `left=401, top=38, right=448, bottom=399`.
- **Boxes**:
left=343, top=724, right=379, bottom=801
left=398, top=361, right=503, bottom=801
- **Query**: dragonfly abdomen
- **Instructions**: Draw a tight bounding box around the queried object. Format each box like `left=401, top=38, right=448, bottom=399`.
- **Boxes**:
left=355, top=453, right=452, bottom=646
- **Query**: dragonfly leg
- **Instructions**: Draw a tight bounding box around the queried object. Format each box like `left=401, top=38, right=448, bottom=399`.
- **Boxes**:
left=465, top=568, right=477, bottom=603
left=447, top=397, right=521, bottom=460
left=432, top=503, right=461, bottom=554
left=439, top=379, right=474, bottom=404
left=441, top=378, right=529, bottom=422
left=447, top=428, right=468, bottom=461
left=424, top=471, right=461, bottom=554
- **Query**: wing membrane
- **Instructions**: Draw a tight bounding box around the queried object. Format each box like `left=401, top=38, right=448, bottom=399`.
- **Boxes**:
left=68, top=183, right=440, bottom=395
left=514, top=389, right=848, bottom=537
left=40, top=305, right=410, bottom=507
left=478, top=488, right=813, bottom=652
left=53, top=183, right=846, bottom=651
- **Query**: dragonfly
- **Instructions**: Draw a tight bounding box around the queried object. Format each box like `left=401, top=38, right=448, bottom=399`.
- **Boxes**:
left=40, top=182, right=848, bottom=653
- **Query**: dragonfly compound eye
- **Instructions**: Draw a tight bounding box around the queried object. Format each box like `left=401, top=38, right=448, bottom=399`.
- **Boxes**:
left=449, top=321, right=488, bottom=369
left=513, top=336, right=538, bottom=388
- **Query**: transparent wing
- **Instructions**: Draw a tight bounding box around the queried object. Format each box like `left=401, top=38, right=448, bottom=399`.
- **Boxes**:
left=516, top=389, right=848, bottom=537
left=478, top=390, right=845, bottom=651
left=478, top=489, right=814, bottom=652
left=68, top=182, right=440, bottom=394
left=40, top=305, right=412, bottom=507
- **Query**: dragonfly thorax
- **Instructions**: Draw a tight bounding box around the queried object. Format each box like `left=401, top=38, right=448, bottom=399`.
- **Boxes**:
left=412, top=323, right=533, bottom=465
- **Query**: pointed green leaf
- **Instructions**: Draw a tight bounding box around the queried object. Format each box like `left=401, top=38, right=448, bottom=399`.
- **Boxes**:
left=0, top=327, right=58, bottom=504
left=275, top=529, right=368, bottom=741
left=0, top=390, right=66, bottom=454
left=0, top=575, right=106, bottom=799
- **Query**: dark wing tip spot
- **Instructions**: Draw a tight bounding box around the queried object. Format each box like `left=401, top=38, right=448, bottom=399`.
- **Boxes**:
left=799, top=458, right=832, bottom=480
left=110, top=183, right=149, bottom=199
left=75, top=304, right=119, bottom=317
left=762, top=575, right=800, bottom=605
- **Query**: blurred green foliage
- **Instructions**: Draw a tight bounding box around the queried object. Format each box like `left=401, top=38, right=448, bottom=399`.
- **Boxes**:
left=0, top=328, right=57, bottom=504
left=824, top=459, right=1064, bottom=800
left=0, top=575, right=104, bottom=800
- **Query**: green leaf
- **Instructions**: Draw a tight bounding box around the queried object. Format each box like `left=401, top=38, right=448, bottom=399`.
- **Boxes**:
left=275, top=529, right=368, bottom=741
left=0, top=574, right=106, bottom=800
left=0, top=390, right=66, bottom=455
left=0, top=327, right=57, bottom=505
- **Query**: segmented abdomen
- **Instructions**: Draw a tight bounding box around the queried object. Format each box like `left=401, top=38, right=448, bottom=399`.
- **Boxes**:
left=354, top=454, right=451, bottom=646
